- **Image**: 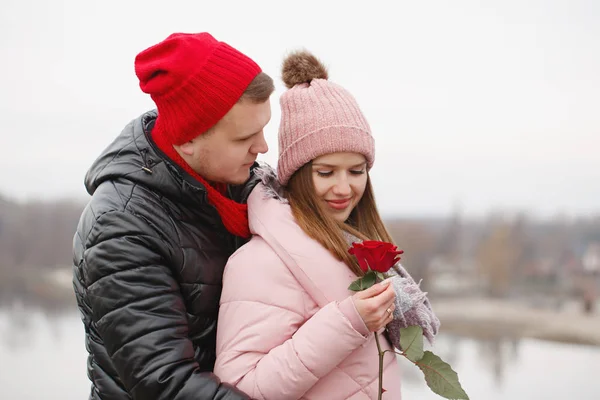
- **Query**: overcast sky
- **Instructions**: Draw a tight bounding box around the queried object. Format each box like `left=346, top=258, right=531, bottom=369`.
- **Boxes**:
left=1, top=0, right=598, bottom=218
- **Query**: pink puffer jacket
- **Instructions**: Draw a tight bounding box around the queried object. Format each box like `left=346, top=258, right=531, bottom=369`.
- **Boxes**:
left=215, top=183, right=402, bottom=399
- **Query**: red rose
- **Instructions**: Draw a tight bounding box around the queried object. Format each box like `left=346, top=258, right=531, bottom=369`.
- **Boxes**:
left=348, top=240, right=404, bottom=273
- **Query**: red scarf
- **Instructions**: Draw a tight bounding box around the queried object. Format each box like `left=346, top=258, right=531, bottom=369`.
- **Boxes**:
left=152, top=129, right=250, bottom=239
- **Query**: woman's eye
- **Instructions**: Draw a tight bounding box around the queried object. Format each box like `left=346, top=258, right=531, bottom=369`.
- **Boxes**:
left=350, top=169, right=366, bottom=175
left=316, top=171, right=333, bottom=177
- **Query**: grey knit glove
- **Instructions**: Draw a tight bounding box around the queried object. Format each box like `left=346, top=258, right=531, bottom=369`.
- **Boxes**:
left=386, top=264, right=440, bottom=347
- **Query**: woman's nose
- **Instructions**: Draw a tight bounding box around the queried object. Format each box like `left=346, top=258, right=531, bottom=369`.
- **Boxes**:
left=332, top=177, right=351, bottom=196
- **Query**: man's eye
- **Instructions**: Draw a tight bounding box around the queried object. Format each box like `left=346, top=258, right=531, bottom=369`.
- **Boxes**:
left=316, top=171, right=333, bottom=177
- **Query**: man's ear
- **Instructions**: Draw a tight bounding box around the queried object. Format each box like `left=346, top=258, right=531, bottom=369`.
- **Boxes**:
left=176, top=140, right=195, bottom=157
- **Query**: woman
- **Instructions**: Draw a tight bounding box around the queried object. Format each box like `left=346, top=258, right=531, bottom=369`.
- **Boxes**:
left=214, top=51, right=439, bottom=399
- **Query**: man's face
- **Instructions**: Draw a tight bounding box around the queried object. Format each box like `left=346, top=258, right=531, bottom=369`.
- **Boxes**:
left=176, top=99, right=271, bottom=185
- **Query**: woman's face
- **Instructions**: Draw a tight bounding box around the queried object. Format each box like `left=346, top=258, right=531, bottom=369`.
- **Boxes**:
left=311, top=152, right=368, bottom=222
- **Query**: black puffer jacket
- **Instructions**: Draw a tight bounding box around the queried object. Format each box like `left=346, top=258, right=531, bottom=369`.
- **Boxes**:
left=72, top=111, right=257, bottom=400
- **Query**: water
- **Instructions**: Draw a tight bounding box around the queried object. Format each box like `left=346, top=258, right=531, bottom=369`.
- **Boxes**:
left=400, top=334, right=600, bottom=399
left=0, top=307, right=89, bottom=400
left=0, top=306, right=598, bottom=399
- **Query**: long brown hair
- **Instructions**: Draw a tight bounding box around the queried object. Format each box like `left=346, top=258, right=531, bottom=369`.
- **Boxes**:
left=286, top=162, right=395, bottom=277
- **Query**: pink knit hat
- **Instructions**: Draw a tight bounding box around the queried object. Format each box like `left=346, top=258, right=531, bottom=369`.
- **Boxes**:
left=277, top=51, right=375, bottom=185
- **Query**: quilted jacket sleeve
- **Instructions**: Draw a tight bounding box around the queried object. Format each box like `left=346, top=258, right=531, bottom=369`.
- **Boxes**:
left=84, top=210, right=248, bottom=400
left=214, top=243, right=370, bottom=400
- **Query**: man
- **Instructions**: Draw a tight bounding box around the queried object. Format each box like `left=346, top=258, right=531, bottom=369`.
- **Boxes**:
left=72, top=32, right=274, bottom=399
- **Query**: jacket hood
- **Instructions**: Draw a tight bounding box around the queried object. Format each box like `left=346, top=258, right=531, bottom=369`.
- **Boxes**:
left=246, top=176, right=353, bottom=308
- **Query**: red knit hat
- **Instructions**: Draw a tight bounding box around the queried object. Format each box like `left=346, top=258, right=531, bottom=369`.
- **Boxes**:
left=134, top=32, right=262, bottom=238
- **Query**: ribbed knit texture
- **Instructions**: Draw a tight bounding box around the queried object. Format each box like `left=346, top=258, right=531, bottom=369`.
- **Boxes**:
left=135, top=33, right=261, bottom=145
left=134, top=32, right=261, bottom=238
left=277, top=79, right=375, bottom=185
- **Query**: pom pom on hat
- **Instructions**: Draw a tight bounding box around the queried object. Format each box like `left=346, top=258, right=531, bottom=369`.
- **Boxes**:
left=282, top=51, right=329, bottom=89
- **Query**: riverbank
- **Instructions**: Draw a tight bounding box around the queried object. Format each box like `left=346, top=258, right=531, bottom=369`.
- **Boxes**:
left=0, top=266, right=75, bottom=309
left=433, top=297, right=600, bottom=346
left=3, top=267, right=600, bottom=346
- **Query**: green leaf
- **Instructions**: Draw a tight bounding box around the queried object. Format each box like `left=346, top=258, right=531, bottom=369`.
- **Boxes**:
left=348, top=279, right=362, bottom=291
left=399, top=326, right=424, bottom=362
left=347, top=270, right=377, bottom=291
left=376, top=272, right=386, bottom=281
left=416, top=351, right=469, bottom=400
left=362, top=270, right=377, bottom=288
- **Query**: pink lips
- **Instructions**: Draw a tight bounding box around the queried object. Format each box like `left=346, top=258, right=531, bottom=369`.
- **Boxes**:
left=326, top=199, right=351, bottom=210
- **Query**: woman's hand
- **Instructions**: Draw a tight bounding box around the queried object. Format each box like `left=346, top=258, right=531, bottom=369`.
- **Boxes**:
left=352, top=280, right=396, bottom=332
